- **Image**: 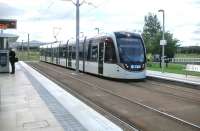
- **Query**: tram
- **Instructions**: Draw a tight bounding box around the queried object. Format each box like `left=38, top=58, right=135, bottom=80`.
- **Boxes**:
left=40, top=31, right=146, bottom=79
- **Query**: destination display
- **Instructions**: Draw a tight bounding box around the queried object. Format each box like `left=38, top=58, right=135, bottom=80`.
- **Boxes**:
left=0, top=19, right=17, bottom=29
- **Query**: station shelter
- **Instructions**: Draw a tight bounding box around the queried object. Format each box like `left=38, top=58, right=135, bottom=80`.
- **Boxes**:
left=0, top=33, right=18, bottom=73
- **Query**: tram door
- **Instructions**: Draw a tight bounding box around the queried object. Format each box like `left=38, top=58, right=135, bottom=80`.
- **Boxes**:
left=82, top=41, right=86, bottom=72
left=68, top=46, right=72, bottom=67
left=56, top=47, right=59, bottom=64
left=98, top=42, right=104, bottom=74
left=65, top=45, right=68, bottom=67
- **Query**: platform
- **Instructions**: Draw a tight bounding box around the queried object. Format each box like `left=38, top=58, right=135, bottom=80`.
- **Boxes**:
left=0, top=62, right=122, bottom=131
left=147, top=70, right=200, bottom=86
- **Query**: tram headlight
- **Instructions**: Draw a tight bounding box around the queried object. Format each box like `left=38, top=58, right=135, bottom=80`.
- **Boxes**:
left=124, top=64, right=129, bottom=69
left=141, top=64, right=145, bottom=70
left=124, top=64, right=144, bottom=71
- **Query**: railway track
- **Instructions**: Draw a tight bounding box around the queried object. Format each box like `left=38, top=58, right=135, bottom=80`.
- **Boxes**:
left=128, top=81, right=200, bottom=105
left=27, top=62, right=200, bottom=131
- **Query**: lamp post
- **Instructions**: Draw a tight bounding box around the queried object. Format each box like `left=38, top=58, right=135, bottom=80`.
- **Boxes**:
left=158, top=9, right=166, bottom=73
left=62, top=0, right=95, bottom=73
left=62, top=0, right=81, bottom=73
left=95, top=27, right=99, bottom=34
left=80, top=32, right=84, bottom=38
left=27, top=33, right=30, bottom=59
left=21, top=40, right=24, bottom=60
left=75, top=0, right=80, bottom=74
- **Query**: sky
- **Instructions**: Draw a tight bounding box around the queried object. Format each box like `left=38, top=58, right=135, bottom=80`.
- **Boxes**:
left=0, top=0, right=200, bottom=46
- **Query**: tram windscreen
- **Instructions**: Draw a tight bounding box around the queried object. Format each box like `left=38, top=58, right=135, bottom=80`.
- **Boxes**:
left=116, top=36, right=145, bottom=63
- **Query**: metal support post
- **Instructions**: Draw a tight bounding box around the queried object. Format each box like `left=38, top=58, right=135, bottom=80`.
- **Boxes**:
left=75, top=0, right=80, bottom=73
left=28, top=33, right=30, bottom=59
left=62, top=0, right=96, bottom=74
left=95, top=27, right=99, bottom=34
left=21, top=40, right=24, bottom=60
left=159, top=9, right=165, bottom=73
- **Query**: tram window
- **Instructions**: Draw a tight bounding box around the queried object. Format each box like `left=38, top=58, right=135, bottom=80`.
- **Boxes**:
left=41, top=49, right=43, bottom=56
left=47, top=48, right=51, bottom=56
left=59, top=47, right=62, bottom=57
left=87, top=43, right=91, bottom=61
left=42, top=49, right=44, bottom=56
left=91, top=46, right=98, bottom=61
left=72, top=46, right=76, bottom=59
left=61, top=47, right=66, bottom=58
left=48, top=48, right=50, bottom=57
left=45, top=49, right=47, bottom=55
left=72, top=52, right=75, bottom=59
left=50, top=48, right=53, bottom=57
left=40, top=48, right=42, bottom=55
left=44, top=48, right=47, bottom=56
left=50, top=48, right=52, bottom=57
left=55, top=48, right=57, bottom=57
left=87, top=39, right=99, bottom=61
left=46, top=48, right=48, bottom=56
left=79, top=52, right=83, bottom=60
left=53, top=48, right=55, bottom=57
left=84, top=48, right=87, bottom=60
left=43, top=49, right=45, bottom=56
left=79, top=44, right=83, bottom=60
left=65, top=46, right=68, bottom=58
left=104, top=39, right=117, bottom=63
left=45, top=48, right=48, bottom=56
left=68, top=46, right=72, bottom=58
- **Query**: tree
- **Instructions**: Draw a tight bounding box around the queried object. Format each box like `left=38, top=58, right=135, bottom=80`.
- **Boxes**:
left=142, top=12, right=179, bottom=58
left=142, top=13, right=161, bottom=54
left=164, top=32, right=179, bottom=58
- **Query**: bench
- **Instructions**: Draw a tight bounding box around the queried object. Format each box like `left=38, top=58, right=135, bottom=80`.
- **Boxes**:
left=185, top=64, right=200, bottom=77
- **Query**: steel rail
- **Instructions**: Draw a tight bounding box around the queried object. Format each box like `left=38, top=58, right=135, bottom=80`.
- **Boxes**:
left=30, top=62, right=200, bottom=130
left=28, top=62, right=139, bottom=131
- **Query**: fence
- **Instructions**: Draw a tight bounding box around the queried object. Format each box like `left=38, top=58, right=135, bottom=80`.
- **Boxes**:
left=168, top=58, right=200, bottom=65
left=16, top=48, right=40, bottom=61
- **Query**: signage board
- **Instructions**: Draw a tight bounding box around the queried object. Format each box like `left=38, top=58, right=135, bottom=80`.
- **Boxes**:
left=160, top=40, right=167, bottom=45
left=0, top=19, right=17, bottom=29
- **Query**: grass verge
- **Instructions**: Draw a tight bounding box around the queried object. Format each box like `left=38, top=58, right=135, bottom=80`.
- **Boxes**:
left=147, top=62, right=200, bottom=77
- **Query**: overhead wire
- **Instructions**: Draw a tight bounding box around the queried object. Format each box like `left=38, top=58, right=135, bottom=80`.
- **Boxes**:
left=81, top=0, right=111, bottom=16
left=32, top=0, right=55, bottom=22
left=79, top=0, right=112, bottom=33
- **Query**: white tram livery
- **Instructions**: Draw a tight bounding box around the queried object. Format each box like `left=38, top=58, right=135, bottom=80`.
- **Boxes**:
left=40, top=31, right=147, bottom=79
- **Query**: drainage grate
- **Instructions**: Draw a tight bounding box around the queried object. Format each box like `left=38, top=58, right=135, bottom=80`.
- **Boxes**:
left=23, top=120, right=49, bottom=129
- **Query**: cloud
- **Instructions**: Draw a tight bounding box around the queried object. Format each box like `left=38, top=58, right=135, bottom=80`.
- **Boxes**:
left=21, top=1, right=75, bottom=22
left=192, top=38, right=200, bottom=41
left=193, top=0, right=200, bottom=4
left=191, top=0, right=200, bottom=8
left=24, top=10, right=74, bottom=22
left=193, top=23, right=200, bottom=34
left=193, top=29, right=200, bottom=34
left=197, top=23, right=200, bottom=27
left=0, top=3, right=25, bottom=18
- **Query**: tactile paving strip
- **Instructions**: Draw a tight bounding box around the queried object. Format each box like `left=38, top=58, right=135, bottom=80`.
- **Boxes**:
left=21, top=65, right=87, bottom=131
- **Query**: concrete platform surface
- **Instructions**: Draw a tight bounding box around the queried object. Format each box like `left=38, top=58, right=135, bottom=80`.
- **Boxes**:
left=147, top=70, right=200, bottom=86
left=0, top=63, right=64, bottom=131
left=0, top=62, right=122, bottom=131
